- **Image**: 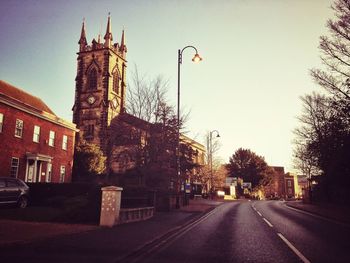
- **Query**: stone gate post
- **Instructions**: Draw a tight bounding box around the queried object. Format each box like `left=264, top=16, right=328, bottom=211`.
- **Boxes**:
left=99, top=186, right=123, bottom=227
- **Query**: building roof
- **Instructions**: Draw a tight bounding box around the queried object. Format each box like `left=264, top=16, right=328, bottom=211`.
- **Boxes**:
left=115, top=112, right=205, bottom=152
left=270, top=166, right=285, bottom=174
left=181, top=134, right=206, bottom=152
left=117, top=112, right=151, bottom=130
left=0, top=80, right=77, bottom=131
left=0, top=80, right=55, bottom=115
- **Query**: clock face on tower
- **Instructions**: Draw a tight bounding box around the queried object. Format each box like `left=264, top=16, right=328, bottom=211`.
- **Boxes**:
left=87, top=95, right=96, bottom=105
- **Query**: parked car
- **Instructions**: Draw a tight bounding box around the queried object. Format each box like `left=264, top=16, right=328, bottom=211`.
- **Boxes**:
left=0, top=177, right=30, bottom=208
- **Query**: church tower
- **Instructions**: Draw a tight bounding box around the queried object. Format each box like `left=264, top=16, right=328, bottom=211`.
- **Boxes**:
left=73, top=15, right=127, bottom=152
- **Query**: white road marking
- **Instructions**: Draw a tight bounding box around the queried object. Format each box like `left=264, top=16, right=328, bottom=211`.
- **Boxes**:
left=263, top=218, right=273, bottom=227
left=257, top=211, right=262, bottom=217
left=277, top=233, right=311, bottom=263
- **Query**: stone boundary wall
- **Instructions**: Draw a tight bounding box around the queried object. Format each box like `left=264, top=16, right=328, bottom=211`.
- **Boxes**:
left=119, top=207, right=155, bottom=224
left=100, top=186, right=155, bottom=227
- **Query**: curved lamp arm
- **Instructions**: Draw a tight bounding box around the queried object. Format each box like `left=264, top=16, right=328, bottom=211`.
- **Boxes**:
left=179, top=46, right=203, bottom=64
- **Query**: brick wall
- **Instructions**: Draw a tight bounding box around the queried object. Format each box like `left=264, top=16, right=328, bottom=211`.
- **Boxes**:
left=0, top=103, right=76, bottom=183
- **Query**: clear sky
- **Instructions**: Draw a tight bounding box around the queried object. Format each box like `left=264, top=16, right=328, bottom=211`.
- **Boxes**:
left=0, top=0, right=334, bottom=172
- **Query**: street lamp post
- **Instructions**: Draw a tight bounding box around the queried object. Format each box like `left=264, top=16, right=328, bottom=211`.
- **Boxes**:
left=176, top=46, right=202, bottom=208
left=209, top=130, right=220, bottom=198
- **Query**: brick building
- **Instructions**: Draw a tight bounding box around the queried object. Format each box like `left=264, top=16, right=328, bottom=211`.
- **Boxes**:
left=0, top=80, right=77, bottom=183
left=263, top=166, right=295, bottom=199
left=284, top=172, right=295, bottom=198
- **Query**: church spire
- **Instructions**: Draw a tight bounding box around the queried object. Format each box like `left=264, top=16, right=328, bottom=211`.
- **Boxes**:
left=78, top=19, right=87, bottom=52
left=104, top=13, right=113, bottom=48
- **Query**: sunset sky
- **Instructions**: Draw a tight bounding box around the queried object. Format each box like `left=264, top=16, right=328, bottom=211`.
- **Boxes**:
left=0, top=0, right=334, bottom=172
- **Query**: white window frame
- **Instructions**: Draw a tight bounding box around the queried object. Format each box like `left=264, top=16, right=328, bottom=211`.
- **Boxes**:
left=0, top=113, right=3, bottom=133
left=49, top=130, right=55, bottom=146
left=15, top=119, right=23, bottom=138
left=10, top=157, right=19, bottom=178
left=46, top=163, right=52, bottom=183
left=33, top=125, right=40, bottom=143
left=62, top=135, right=68, bottom=150
left=59, top=165, right=66, bottom=183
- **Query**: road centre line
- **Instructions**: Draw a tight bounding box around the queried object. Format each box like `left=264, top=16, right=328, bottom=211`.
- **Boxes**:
left=277, top=233, right=311, bottom=263
left=263, top=218, right=273, bottom=227
left=253, top=204, right=310, bottom=262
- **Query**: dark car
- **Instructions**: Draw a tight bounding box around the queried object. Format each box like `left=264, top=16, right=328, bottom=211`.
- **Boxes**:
left=0, top=177, right=30, bottom=208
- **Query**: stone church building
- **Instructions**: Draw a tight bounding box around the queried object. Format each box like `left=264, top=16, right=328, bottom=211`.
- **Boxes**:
left=72, top=16, right=205, bottom=186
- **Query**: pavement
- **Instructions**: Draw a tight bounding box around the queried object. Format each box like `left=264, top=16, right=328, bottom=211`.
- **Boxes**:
left=285, top=200, right=350, bottom=225
left=0, top=198, right=222, bottom=247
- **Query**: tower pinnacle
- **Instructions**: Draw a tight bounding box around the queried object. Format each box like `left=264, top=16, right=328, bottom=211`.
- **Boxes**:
left=104, top=14, right=113, bottom=48
left=120, top=29, right=127, bottom=56
left=78, top=19, right=87, bottom=51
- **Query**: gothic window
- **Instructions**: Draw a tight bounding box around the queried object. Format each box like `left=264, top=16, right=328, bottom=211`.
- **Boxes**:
left=84, top=124, right=94, bottom=140
left=113, top=71, right=119, bottom=94
left=88, top=68, right=97, bottom=90
left=117, top=151, right=131, bottom=173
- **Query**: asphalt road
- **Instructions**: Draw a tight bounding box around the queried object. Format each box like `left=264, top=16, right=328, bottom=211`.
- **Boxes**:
left=1, top=200, right=350, bottom=263
left=142, top=200, right=350, bottom=263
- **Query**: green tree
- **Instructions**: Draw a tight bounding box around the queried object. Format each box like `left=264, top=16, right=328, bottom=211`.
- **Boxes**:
left=73, top=141, right=106, bottom=181
left=226, top=148, right=269, bottom=188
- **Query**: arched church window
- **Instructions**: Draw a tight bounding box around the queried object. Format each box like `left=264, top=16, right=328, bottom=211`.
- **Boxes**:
left=84, top=124, right=94, bottom=141
left=88, top=68, right=97, bottom=90
left=113, top=71, right=119, bottom=94
left=117, top=151, right=131, bottom=173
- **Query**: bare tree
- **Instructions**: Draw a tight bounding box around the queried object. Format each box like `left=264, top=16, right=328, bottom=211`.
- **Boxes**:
left=127, top=65, right=170, bottom=123
left=122, top=65, right=197, bottom=191
left=310, top=0, right=350, bottom=119
left=293, top=0, right=350, bottom=202
left=293, top=93, right=332, bottom=177
left=204, top=131, right=221, bottom=165
left=201, top=131, right=222, bottom=192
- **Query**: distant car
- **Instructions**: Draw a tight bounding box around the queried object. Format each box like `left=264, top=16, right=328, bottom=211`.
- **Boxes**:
left=0, top=177, right=30, bottom=208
